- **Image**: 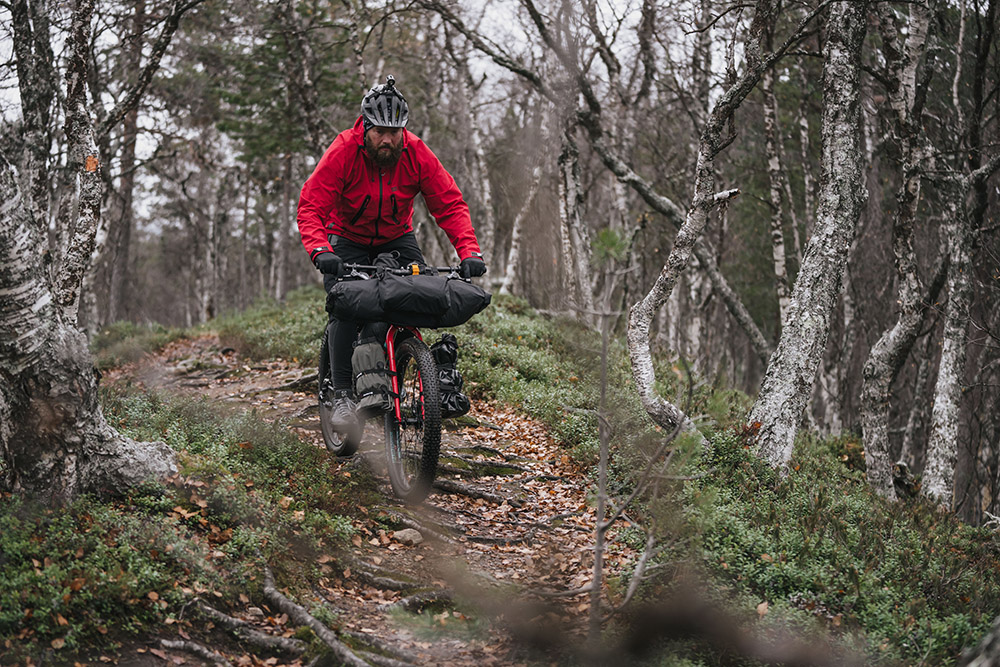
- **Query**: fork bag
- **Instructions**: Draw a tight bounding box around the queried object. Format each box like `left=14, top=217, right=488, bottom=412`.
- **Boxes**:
left=430, top=333, right=471, bottom=419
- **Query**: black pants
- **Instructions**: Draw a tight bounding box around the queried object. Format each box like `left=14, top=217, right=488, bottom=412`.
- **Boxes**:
left=324, top=232, right=426, bottom=390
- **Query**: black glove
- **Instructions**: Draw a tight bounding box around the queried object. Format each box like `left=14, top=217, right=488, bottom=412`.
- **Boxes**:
left=459, top=255, right=487, bottom=279
left=314, top=252, right=344, bottom=276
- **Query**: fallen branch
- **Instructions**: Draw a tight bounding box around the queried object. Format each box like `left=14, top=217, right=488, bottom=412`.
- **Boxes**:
left=432, top=478, right=523, bottom=507
left=195, top=601, right=307, bottom=654
left=262, top=566, right=369, bottom=667
left=160, top=639, right=232, bottom=667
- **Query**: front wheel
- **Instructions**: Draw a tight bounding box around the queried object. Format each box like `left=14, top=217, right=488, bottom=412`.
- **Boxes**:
left=319, top=323, right=360, bottom=456
left=384, top=336, right=441, bottom=504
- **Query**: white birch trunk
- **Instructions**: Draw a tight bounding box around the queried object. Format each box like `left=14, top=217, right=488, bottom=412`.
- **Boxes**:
left=860, top=1, right=934, bottom=499
left=557, top=127, right=595, bottom=319
left=1, top=154, right=175, bottom=502
left=749, top=0, right=869, bottom=468
left=499, top=143, right=544, bottom=295
left=923, top=200, right=974, bottom=507
left=762, top=67, right=791, bottom=326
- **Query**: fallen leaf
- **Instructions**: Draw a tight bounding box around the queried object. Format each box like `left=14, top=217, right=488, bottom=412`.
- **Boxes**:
left=757, top=601, right=769, bottom=618
left=51, top=638, right=65, bottom=649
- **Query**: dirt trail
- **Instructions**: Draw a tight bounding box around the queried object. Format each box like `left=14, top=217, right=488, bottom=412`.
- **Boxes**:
left=108, top=335, right=638, bottom=666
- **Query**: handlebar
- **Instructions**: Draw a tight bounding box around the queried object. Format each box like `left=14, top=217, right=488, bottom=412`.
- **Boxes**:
left=337, top=263, right=463, bottom=281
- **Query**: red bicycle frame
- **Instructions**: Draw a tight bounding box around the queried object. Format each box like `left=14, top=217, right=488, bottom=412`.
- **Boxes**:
left=384, top=325, right=425, bottom=422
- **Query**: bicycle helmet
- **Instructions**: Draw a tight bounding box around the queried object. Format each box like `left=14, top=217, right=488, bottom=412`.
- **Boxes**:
left=361, top=75, right=409, bottom=131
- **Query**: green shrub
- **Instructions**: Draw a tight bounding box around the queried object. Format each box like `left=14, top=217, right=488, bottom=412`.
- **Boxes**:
left=90, top=321, right=185, bottom=370
left=0, top=386, right=370, bottom=659
left=682, top=430, right=1000, bottom=664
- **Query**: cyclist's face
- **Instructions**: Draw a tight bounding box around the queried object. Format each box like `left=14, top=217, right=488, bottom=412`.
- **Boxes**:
left=367, top=126, right=403, bottom=148
left=365, top=126, right=404, bottom=167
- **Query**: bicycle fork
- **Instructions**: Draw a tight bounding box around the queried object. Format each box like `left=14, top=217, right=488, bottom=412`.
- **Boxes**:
left=384, top=325, right=425, bottom=423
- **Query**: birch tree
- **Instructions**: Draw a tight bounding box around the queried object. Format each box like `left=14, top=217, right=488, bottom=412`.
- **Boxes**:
left=1, top=0, right=177, bottom=502
left=748, top=0, right=869, bottom=468
left=860, top=0, right=936, bottom=499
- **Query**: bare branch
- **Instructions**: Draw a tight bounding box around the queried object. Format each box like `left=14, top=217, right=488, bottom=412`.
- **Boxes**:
left=98, top=0, right=207, bottom=138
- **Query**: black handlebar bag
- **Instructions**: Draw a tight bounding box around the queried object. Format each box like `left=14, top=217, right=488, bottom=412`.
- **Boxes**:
left=326, top=273, right=492, bottom=328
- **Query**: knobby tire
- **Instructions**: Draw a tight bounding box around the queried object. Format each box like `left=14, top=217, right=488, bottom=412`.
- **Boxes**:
left=384, top=336, right=441, bottom=504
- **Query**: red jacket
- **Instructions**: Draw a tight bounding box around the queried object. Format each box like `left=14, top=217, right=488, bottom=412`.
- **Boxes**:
left=297, top=117, right=481, bottom=262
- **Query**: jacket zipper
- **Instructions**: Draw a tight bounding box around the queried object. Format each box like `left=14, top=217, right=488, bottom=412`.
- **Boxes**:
left=349, top=195, right=371, bottom=225
left=372, top=168, right=383, bottom=245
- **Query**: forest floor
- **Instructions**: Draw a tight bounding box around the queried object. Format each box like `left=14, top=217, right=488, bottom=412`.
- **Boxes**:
left=105, top=334, right=640, bottom=667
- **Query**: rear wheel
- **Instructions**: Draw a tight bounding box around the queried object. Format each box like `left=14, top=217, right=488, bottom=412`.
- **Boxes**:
left=319, top=323, right=360, bottom=456
left=384, top=336, right=441, bottom=503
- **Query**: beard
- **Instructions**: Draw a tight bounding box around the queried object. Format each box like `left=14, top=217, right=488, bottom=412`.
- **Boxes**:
left=364, top=135, right=403, bottom=168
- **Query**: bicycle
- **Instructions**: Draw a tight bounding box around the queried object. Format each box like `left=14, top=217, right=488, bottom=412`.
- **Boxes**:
left=318, top=261, right=488, bottom=504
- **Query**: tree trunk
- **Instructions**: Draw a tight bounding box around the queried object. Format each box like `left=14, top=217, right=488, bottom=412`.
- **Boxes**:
left=860, top=0, right=934, bottom=499
left=1, top=156, right=176, bottom=502
left=762, top=65, right=791, bottom=327
left=922, top=199, right=973, bottom=507
left=9, top=0, right=58, bottom=228
left=106, top=0, right=146, bottom=325
left=500, top=119, right=546, bottom=295
left=557, top=126, right=595, bottom=319
left=749, top=0, right=869, bottom=468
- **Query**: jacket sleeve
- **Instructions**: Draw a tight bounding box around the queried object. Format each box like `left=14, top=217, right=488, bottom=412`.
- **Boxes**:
left=416, top=142, right=482, bottom=261
left=297, top=140, right=344, bottom=262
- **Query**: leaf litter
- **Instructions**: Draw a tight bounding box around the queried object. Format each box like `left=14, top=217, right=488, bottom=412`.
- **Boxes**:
left=105, top=334, right=642, bottom=666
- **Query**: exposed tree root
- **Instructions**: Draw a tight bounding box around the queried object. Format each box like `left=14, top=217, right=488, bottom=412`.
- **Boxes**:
left=390, top=512, right=461, bottom=545
left=160, top=639, right=233, bottom=667
left=262, top=566, right=369, bottom=667
left=378, top=589, right=454, bottom=613
left=341, top=629, right=423, bottom=664
left=466, top=528, right=536, bottom=546
left=343, top=556, right=421, bottom=592
left=194, top=600, right=307, bottom=655
left=432, top=478, right=523, bottom=507
left=357, top=650, right=417, bottom=667
left=441, top=452, right=533, bottom=474
left=270, top=373, right=318, bottom=392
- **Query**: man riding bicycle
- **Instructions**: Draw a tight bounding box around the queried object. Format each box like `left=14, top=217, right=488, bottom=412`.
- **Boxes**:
left=297, top=75, right=487, bottom=430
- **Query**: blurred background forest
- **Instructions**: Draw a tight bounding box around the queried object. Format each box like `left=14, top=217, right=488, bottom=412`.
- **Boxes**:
left=1, top=0, right=998, bottom=521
